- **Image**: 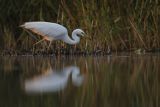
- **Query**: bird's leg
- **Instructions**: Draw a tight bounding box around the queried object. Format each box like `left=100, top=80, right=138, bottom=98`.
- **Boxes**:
left=33, top=38, right=46, bottom=52
left=47, top=41, right=52, bottom=50
left=33, top=38, right=46, bottom=46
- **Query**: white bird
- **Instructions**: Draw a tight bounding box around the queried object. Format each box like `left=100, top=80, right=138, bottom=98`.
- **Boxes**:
left=24, top=66, right=84, bottom=93
left=20, top=21, right=85, bottom=49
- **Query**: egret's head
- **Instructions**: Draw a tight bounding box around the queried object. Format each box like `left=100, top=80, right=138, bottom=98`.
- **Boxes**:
left=74, top=29, right=85, bottom=37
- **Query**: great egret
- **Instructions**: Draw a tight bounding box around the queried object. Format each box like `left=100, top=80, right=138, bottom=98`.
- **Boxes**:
left=20, top=21, right=85, bottom=49
left=24, top=66, right=84, bottom=93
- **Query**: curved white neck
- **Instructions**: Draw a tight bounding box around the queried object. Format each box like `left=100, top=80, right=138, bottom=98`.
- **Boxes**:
left=63, top=66, right=83, bottom=86
left=63, top=66, right=79, bottom=76
left=62, top=30, right=80, bottom=45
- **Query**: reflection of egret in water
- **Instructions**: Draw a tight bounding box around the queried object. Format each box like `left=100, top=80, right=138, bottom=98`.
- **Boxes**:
left=24, top=66, right=84, bottom=93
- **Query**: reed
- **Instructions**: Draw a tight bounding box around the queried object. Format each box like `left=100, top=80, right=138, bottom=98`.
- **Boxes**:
left=0, top=0, right=159, bottom=54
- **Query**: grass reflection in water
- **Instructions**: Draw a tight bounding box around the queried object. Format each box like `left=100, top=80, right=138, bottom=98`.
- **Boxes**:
left=0, top=54, right=159, bottom=107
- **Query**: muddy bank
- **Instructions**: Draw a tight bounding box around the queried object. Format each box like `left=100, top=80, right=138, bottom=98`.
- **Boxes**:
left=1, top=48, right=160, bottom=56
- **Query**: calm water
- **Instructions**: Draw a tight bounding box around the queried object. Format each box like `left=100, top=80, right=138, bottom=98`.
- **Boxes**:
left=0, top=54, right=159, bottom=107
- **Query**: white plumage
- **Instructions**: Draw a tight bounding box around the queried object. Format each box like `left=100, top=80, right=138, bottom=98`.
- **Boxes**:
left=24, top=66, right=84, bottom=93
left=20, top=21, right=85, bottom=48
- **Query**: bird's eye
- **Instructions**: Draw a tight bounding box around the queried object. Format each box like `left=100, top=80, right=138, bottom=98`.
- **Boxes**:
left=77, top=34, right=81, bottom=37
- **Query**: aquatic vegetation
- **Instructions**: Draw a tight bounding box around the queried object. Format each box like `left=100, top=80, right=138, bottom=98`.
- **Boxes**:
left=0, top=0, right=159, bottom=54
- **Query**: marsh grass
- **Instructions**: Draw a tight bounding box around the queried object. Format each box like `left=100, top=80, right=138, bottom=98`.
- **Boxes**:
left=0, top=0, right=159, bottom=55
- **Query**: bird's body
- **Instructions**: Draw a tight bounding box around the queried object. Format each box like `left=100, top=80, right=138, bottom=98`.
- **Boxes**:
left=20, top=21, right=85, bottom=48
left=21, top=22, right=67, bottom=41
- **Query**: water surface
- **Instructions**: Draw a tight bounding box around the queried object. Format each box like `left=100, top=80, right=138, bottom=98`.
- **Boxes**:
left=0, top=54, right=159, bottom=107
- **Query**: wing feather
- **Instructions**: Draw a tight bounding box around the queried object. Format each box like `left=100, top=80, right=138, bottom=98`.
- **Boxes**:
left=22, top=22, right=68, bottom=39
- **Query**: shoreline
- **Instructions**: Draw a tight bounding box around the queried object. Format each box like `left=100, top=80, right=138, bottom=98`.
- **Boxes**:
left=0, top=49, right=160, bottom=56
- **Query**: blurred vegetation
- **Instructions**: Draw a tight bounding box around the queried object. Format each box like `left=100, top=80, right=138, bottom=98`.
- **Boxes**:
left=0, top=0, right=160, bottom=54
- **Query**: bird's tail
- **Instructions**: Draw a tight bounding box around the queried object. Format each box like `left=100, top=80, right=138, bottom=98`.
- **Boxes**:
left=19, top=24, right=25, bottom=28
